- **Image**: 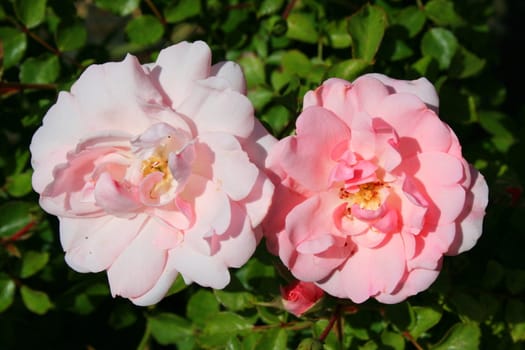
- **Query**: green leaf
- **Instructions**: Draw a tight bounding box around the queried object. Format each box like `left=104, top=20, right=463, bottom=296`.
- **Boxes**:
left=94, top=0, right=139, bottom=16
left=20, top=285, right=53, bottom=315
left=214, top=290, right=255, bottom=311
left=0, top=275, right=16, bottom=313
left=450, top=292, right=485, bottom=321
left=164, top=0, right=201, bottom=23
left=327, top=59, right=370, bottom=82
left=186, top=289, right=220, bottom=326
left=258, top=0, right=285, bottom=17
left=425, top=0, right=465, bottom=27
left=408, top=306, right=442, bottom=339
left=20, top=54, right=60, bottom=84
left=392, top=6, right=426, bottom=38
left=149, top=312, right=194, bottom=345
left=248, top=88, right=274, bottom=111
left=56, top=22, right=87, bottom=51
left=238, top=53, right=266, bottom=88
left=506, top=299, right=525, bottom=342
left=256, top=328, right=288, bottom=350
left=385, top=302, right=412, bottom=330
left=348, top=4, right=387, bottom=62
left=421, top=28, right=458, bottom=70
left=260, top=105, right=292, bottom=135
left=449, top=46, right=486, bottom=78
left=0, top=27, right=27, bottom=69
left=297, top=338, right=323, bottom=350
left=431, top=322, right=480, bottom=350
left=326, top=19, right=352, bottom=49
left=14, top=0, right=47, bottom=29
left=286, top=12, right=318, bottom=44
left=5, top=170, right=33, bottom=198
left=199, top=312, right=253, bottom=347
left=109, top=303, right=137, bottom=329
left=20, top=251, right=49, bottom=278
left=381, top=331, right=405, bottom=350
left=166, top=274, right=188, bottom=296
left=478, top=111, right=515, bottom=153
left=0, top=201, right=34, bottom=239
left=282, top=50, right=311, bottom=77
left=126, top=15, right=164, bottom=46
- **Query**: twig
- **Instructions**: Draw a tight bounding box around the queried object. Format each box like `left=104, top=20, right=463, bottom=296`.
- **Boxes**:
left=282, top=0, right=298, bottom=20
left=144, top=0, right=166, bottom=25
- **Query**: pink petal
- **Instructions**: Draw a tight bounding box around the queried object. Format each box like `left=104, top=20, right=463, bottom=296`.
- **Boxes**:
left=210, top=61, right=247, bottom=94
left=107, top=217, right=170, bottom=299
left=279, top=106, right=351, bottom=192
left=212, top=202, right=258, bottom=267
left=339, top=234, right=406, bottom=303
left=448, top=166, right=488, bottom=254
left=170, top=245, right=231, bottom=288
left=154, top=41, right=211, bottom=108
left=94, top=172, right=141, bottom=214
left=364, top=73, right=439, bottom=112
left=177, top=79, right=255, bottom=138
left=199, top=132, right=259, bottom=201
left=375, top=268, right=440, bottom=304
left=61, top=215, right=147, bottom=273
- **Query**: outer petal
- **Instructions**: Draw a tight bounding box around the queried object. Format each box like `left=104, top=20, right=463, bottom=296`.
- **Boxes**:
left=278, top=106, right=351, bottom=192
left=448, top=166, right=488, bottom=254
left=177, top=78, right=255, bottom=138
left=61, top=215, right=147, bottom=273
left=153, top=41, right=211, bottom=108
left=210, top=61, right=247, bottom=94
left=322, top=234, right=406, bottom=303
left=107, top=217, right=170, bottom=299
left=199, top=132, right=259, bottom=201
left=364, top=73, right=439, bottom=112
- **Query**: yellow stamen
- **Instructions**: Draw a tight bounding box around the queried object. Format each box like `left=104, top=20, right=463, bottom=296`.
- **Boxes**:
left=339, top=182, right=383, bottom=211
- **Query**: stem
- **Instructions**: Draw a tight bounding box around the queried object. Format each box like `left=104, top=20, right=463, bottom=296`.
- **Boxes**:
left=282, top=0, right=298, bottom=19
left=319, top=305, right=341, bottom=342
left=1, top=220, right=36, bottom=245
left=0, top=82, right=57, bottom=94
left=402, top=331, right=424, bottom=350
left=144, top=0, right=166, bottom=25
left=10, top=18, right=84, bottom=70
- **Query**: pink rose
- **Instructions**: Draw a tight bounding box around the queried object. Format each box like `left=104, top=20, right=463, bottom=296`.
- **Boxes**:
left=281, top=281, right=324, bottom=317
left=30, top=41, right=276, bottom=305
left=264, top=74, right=488, bottom=304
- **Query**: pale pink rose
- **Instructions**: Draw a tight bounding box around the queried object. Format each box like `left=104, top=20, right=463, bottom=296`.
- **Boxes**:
left=30, top=41, right=276, bottom=306
left=264, top=74, right=488, bottom=304
left=281, top=281, right=324, bottom=317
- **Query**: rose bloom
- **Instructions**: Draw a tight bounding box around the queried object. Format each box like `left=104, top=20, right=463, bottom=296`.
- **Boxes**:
left=281, top=281, right=324, bottom=317
left=264, top=74, right=488, bottom=303
left=30, top=41, right=275, bottom=305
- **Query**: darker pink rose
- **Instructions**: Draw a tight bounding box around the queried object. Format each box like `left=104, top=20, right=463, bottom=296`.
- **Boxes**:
left=264, top=74, right=488, bottom=303
left=30, top=41, right=275, bottom=305
left=281, top=281, right=324, bottom=317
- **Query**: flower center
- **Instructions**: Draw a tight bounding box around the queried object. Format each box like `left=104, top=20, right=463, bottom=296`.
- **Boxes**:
left=141, top=148, right=174, bottom=196
left=339, top=182, right=383, bottom=211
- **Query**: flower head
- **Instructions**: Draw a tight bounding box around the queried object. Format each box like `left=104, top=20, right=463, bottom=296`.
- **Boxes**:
left=281, top=281, right=324, bottom=317
left=264, top=74, right=488, bottom=303
left=30, top=41, right=275, bottom=305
